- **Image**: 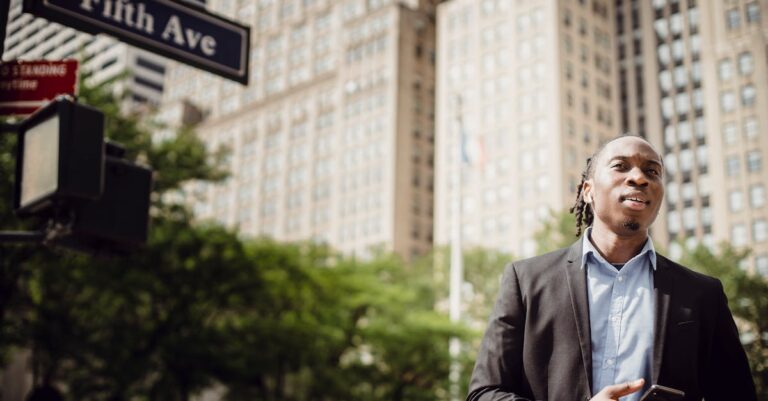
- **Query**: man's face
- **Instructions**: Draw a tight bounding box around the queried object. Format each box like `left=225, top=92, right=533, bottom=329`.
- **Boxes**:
left=583, top=137, right=665, bottom=236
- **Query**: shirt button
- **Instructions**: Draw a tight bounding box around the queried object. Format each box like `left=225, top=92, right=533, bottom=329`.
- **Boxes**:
left=606, top=359, right=614, bottom=366
left=611, top=315, right=620, bottom=322
left=617, top=276, right=625, bottom=282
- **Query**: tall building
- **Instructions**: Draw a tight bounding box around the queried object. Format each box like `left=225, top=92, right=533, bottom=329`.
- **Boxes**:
left=434, top=0, right=768, bottom=276
left=619, top=0, right=768, bottom=274
left=434, top=0, right=619, bottom=257
left=2, top=0, right=168, bottom=106
left=159, top=0, right=438, bottom=261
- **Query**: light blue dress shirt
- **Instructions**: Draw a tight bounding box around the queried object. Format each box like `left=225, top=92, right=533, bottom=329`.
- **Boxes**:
left=582, top=228, right=656, bottom=401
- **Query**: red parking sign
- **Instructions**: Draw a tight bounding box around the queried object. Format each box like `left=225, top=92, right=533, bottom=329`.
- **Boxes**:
left=0, top=60, right=79, bottom=116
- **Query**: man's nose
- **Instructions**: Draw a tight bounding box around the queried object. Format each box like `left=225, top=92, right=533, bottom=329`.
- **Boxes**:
left=627, top=167, right=649, bottom=186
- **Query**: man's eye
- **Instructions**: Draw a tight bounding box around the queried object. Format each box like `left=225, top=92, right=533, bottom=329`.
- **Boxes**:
left=611, top=163, right=625, bottom=169
left=646, top=169, right=660, bottom=176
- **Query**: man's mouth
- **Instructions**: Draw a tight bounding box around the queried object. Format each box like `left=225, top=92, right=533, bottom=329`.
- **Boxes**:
left=620, top=194, right=650, bottom=210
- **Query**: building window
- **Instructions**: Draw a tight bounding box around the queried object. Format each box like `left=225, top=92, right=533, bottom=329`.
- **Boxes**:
left=667, top=210, right=680, bottom=234
left=680, top=149, right=694, bottom=172
left=661, top=96, right=674, bottom=119
left=741, top=85, right=756, bottom=107
left=694, top=117, right=706, bottom=140
left=688, top=62, right=700, bottom=85
left=659, top=70, right=672, bottom=92
left=690, top=34, right=701, bottom=55
left=682, top=182, right=696, bottom=202
left=667, top=181, right=679, bottom=205
left=753, top=219, right=768, bottom=242
left=688, top=7, right=700, bottom=29
left=720, top=91, right=736, bottom=112
left=579, top=17, right=588, bottom=36
left=674, top=65, right=687, bottom=88
left=756, top=254, right=768, bottom=276
left=671, top=39, right=684, bottom=62
left=676, top=92, right=690, bottom=115
left=699, top=174, right=712, bottom=197
left=683, top=207, right=697, bottom=231
left=744, top=117, right=759, bottom=140
left=723, top=122, right=738, bottom=144
left=747, top=151, right=762, bottom=172
left=730, top=190, right=744, bottom=212
left=657, top=44, right=671, bottom=65
left=134, top=76, right=163, bottom=92
left=726, top=155, right=740, bottom=176
left=697, top=145, right=708, bottom=169
left=654, top=19, right=668, bottom=39
left=664, top=125, right=677, bottom=148
left=692, top=88, right=704, bottom=110
left=718, top=58, right=733, bottom=81
left=739, top=52, right=754, bottom=75
left=670, top=13, right=683, bottom=34
left=563, top=8, right=572, bottom=27
left=746, top=2, right=761, bottom=24
left=750, top=185, right=766, bottom=208
left=732, top=224, right=748, bottom=247
left=726, top=8, right=741, bottom=30
left=665, top=152, right=678, bottom=175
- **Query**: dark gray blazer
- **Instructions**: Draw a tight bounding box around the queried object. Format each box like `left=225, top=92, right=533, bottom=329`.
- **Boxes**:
left=467, top=239, right=756, bottom=401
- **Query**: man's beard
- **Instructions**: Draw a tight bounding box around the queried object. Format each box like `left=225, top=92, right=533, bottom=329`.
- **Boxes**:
left=623, top=220, right=641, bottom=231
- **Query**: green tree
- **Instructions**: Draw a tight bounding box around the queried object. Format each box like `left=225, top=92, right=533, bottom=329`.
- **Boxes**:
left=412, top=245, right=514, bottom=399
left=414, top=246, right=513, bottom=329
left=534, top=209, right=578, bottom=254
left=219, top=247, right=470, bottom=401
left=680, top=244, right=768, bottom=398
left=1, top=73, right=233, bottom=399
left=2, top=76, right=467, bottom=401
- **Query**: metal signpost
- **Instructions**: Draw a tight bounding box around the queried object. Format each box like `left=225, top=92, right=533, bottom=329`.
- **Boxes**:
left=0, top=0, right=251, bottom=250
left=22, top=0, right=250, bottom=84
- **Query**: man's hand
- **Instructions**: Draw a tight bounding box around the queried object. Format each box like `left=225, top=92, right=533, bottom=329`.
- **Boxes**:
left=590, top=379, right=645, bottom=401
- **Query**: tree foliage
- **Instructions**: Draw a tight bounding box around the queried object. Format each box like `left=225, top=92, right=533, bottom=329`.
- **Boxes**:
left=534, top=209, right=578, bottom=254
left=679, top=244, right=768, bottom=399
left=0, top=76, right=466, bottom=400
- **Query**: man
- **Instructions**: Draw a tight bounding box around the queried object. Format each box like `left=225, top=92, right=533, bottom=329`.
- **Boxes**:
left=467, top=136, right=756, bottom=401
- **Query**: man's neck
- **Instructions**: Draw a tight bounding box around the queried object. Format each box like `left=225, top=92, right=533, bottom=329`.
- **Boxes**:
left=588, top=223, right=649, bottom=264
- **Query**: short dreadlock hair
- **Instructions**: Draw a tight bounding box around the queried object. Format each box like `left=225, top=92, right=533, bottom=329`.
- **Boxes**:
left=570, top=153, right=599, bottom=238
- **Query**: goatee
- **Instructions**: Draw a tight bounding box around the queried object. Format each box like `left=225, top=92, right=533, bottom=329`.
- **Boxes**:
left=623, top=220, right=641, bottom=231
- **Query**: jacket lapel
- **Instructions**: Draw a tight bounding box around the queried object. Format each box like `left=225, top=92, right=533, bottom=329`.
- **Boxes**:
left=564, top=239, right=593, bottom=395
left=652, top=256, right=673, bottom=384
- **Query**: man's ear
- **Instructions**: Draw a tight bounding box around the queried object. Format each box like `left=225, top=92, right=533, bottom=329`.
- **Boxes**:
left=582, top=179, right=593, bottom=205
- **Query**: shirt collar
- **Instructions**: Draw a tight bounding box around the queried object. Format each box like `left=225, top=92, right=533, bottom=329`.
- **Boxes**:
left=580, top=227, right=657, bottom=271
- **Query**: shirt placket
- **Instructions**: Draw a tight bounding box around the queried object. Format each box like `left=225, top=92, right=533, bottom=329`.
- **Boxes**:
left=600, top=268, right=627, bottom=389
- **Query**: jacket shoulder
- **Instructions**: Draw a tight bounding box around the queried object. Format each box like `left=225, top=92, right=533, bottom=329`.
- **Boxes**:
left=507, top=247, right=573, bottom=278
left=656, top=253, right=722, bottom=289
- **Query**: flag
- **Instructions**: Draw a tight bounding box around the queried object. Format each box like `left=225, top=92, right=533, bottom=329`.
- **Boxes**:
left=460, top=128, right=485, bottom=167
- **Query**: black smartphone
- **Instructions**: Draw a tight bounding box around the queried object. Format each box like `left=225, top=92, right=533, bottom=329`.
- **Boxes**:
left=639, top=384, right=685, bottom=401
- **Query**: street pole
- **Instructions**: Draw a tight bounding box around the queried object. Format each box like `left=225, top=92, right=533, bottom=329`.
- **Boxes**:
left=449, top=94, right=464, bottom=401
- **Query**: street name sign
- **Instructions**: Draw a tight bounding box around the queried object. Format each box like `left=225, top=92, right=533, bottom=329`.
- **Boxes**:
left=22, top=0, right=250, bottom=84
left=0, top=59, right=79, bottom=116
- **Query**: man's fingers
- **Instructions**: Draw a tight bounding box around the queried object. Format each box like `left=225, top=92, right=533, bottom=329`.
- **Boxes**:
left=601, top=379, right=645, bottom=398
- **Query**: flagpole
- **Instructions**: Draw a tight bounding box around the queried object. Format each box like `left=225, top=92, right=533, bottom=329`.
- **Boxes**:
left=449, top=94, right=464, bottom=401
